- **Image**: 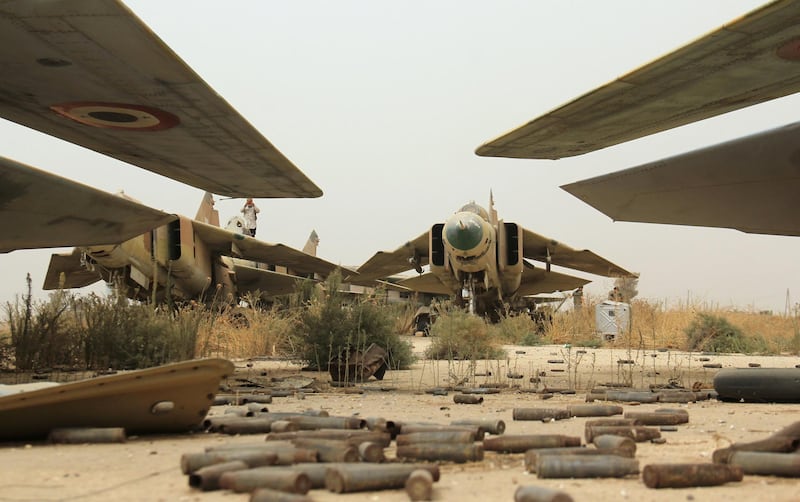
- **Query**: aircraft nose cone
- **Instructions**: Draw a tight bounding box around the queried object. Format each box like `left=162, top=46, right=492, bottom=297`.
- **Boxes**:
left=445, top=213, right=484, bottom=251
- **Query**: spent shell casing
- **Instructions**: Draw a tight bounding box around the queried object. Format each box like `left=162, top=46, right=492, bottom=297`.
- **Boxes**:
left=48, top=427, right=126, bottom=444
left=324, top=464, right=440, bottom=493
left=566, top=404, right=623, bottom=417
left=514, top=485, right=574, bottom=502
left=728, top=451, right=800, bottom=476
left=655, top=391, right=697, bottom=403
left=591, top=434, right=636, bottom=456
left=588, top=391, right=659, bottom=403
left=451, top=418, right=506, bottom=435
left=524, top=447, right=596, bottom=472
left=454, top=394, right=483, bottom=404
left=536, top=454, right=639, bottom=479
left=399, top=424, right=484, bottom=439
left=291, top=438, right=360, bottom=463
left=269, top=420, right=299, bottom=433
left=181, top=451, right=278, bottom=474
left=249, top=487, right=312, bottom=502
left=642, top=463, right=743, bottom=488
left=189, top=460, right=248, bottom=491
left=585, top=425, right=661, bottom=443
left=218, top=417, right=279, bottom=435
left=396, top=430, right=476, bottom=446
left=396, top=443, right=484, bottom=463
left=287, top=415, right=365, bottom=430
left=405, top=469, right=434, bottom=501
left=358, top=441, right=386, bottom=462
left=624, top=411, right=689, bottom=426
left=267, top=430, right=392, bottom=447
left=219, top=467, right=312, bottom=494
left=484, top=434, right=581, bottom=453
left=512, top=408, right=571, bottom=421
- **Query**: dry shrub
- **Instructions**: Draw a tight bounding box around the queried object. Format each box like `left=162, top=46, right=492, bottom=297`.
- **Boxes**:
left=491, top=313, right=543, bottom=346
left=426, top=307, right=504, bottom=360
left=196, top=305, right=299, bottom=359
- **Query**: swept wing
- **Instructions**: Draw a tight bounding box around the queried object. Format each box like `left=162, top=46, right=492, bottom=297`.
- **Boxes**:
left=0, top=0, right=320, bottom=197
left=476, top=0, right=800, bottom=159
left=517, top=263, right=590, bottom=296
left=521, top=227, right=634, bottom=277
left=356, top=231, right=431, bottom=281
left=0, top=156, right=175, bottom=253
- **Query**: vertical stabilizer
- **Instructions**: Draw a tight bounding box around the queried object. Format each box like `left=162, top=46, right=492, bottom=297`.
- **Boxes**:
left=195, top=192, right=220, bottom=227
left=303, top=230, right=320, bottom=256
left=489, top=190, right=499, bottom=226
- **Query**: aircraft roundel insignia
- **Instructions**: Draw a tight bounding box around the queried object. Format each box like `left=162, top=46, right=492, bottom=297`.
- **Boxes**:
left=49, top=102, right=180, bottom=131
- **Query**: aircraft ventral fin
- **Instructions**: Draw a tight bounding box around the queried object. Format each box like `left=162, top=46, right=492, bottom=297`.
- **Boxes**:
left=476, top=0, right=800, bottom=159
left=0, top=0, right=321, bottom=197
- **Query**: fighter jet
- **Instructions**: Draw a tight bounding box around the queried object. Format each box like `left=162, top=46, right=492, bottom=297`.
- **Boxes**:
left=476, top=0, right=800, bottom=237
left=43, top=191, right=346, bottom=303
left=0, top=0, right=321, bottom=255
left=355, top=196, right=634, bottom=318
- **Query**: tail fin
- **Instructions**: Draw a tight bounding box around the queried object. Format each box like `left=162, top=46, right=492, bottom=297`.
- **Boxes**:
left=195, top=192, right=220, bottom=226
left=489, top=190, right=499, bottom=226
left=303, top=230, right=320, bottom=256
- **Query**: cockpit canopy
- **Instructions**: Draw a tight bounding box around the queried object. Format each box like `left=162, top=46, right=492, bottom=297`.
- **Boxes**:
left=457, top=202, right=489, bottom=221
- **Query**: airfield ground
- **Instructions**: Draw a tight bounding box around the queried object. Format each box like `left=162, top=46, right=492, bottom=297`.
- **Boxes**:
left=1, top=336, right=799, bottom=502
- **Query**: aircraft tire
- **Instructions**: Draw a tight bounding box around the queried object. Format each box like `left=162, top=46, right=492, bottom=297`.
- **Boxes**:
left=713, top=368, right=800, bottom=403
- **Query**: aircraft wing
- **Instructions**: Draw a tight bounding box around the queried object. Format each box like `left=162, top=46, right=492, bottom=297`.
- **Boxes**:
left=476, top=0, right=800, bottom=159
left=397, top=273, right=452, bottom=295
left=43, top=249, right=104, bottom=290
left=0, top=156, right=176, bottom=253
left=356, top=231, right=431, bottom=280
left=191, top=221, right=346, bottom=277
left=516, top=263, right=590, bottom=297
left=562, top=121, right=800, bottom=236
left=520, top=227, right=633, bottom=277
left=233, top=263, right=313, bottom=298
left=0, top=0, right=321, bottom=198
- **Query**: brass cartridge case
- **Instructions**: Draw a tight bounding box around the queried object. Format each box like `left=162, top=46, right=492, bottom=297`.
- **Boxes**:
left=729, top=451, right=800, bottom=476
left=189, top=460, right=248, bottom=491
left=624, top=411, right=689, bottom=426
left=484, top=434, right=581, bottom=453
left=591, top=434, right=636, bottom=456
left=536, top=454, right=639, bottom=479
left=219, top=467, right=311, bottom=494
left=566, top=404, right=623, bottom=417
left=405, top=469, right=434, bottom=501
left=396, top=443, right=484, bottom=463
left=514, top=485, right=574, bottom=502
left=512, top=408, right=570, bottom=421
left=585, top=425, right=661, bottom=443
left=451, top=418, right=506, bottom=436
left=454, top=394, right=483, bottom=404
left=324, top=463, right=440, bottom=493
left=396, top=430, right=476, bottom=446
left=181, top=450, right=277, bottom=474
left=249, top=487, right=312, bottom=501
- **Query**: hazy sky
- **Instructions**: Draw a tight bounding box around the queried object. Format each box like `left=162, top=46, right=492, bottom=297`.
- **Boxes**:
left=3, top=0, right=800, bottom=313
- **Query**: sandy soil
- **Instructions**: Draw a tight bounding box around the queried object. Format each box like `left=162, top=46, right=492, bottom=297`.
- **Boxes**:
left=1, top=336, right=799, bottom=502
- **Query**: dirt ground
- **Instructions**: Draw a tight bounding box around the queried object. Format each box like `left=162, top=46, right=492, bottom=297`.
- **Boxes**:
left=1, top=336, right=799, bottom=502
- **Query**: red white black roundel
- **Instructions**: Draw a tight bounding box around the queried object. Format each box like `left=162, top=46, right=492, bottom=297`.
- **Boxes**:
left=49, top=102, right=180, bottom=131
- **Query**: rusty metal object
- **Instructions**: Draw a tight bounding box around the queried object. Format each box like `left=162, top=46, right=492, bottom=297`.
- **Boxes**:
left=566, top=404, right=623, bottom=417
left=291, top=438, right=360, bottom=463
left=286, top=415, right=366, bottom=430
left=219, top=467, right=312, bottom=494
left=189, top=460, right=248, bottom=491
left=585, top=425, right=660, bottom=443
left=586, top=391, right=659, bottom=403
left=624, top=410, right=689, bottom=426
left=398, top=423, right=484, bottom=439
left=181, top=451, right=278, bottom=474
left=591, top=434, right=636, bottom=456
left=216, top=417, right=278, bottom=435
left=512, top=408, right=570, bottom=421
left=249, top=487, right=313, bottom=502
left=396, top=443, right=484, bottom=463
left=536, top=454, right=639, bottom=478
left=483, top=434, right=581, bottom=453
left=396, top=431, right=476, bottom=446
left=454, top=394, right=483, bottom=404
left=329, top=343, right=388, bottom=383
left=514, top=485, right=574, bottom=502
left=269, top=420, right=299, bottom=433
left=48, top=427, right=126, bottom=444
left=358, top=441, right=386, bottom=463
left=451, top=418, right=505, bottom=435
left=728, top=451, right=800, bottom=476
left=524, top=447, right=613, bottom=472
left=642, top=463, right=743, bottom=488
left=713, top=421, right=800, bottom=463
left=266, top=430, right=391, bottom=447
left=324, top=463, right=440, bottom=493
left=655, top=391, right=697, bottom=403
left=405, top=469, right=434, bottom=501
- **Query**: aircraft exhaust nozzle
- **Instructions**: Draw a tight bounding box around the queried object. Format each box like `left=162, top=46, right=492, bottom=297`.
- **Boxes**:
left=444, top=213, right=484, bottom=252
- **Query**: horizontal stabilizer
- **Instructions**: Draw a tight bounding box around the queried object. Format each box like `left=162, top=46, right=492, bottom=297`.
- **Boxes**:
left=233, top=263, right=316, bottom=298
left=43, top=250, right=102, bottom=290
left=517, top=262, right=589, bottom=296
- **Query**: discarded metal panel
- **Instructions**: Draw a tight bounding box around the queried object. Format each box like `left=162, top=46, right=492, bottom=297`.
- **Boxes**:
left=189, top=460, right=248, bottom=491
left=483, top=434, right=581, bottom=453
left=514, top=485, right=574, bottom=502
left=642, top=463, right=743, bottom=488
left=329, top=343, right=388, bottom=383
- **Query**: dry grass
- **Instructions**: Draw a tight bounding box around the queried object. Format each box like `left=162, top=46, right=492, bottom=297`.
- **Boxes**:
left=195, top=306, right=300, bottom=360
